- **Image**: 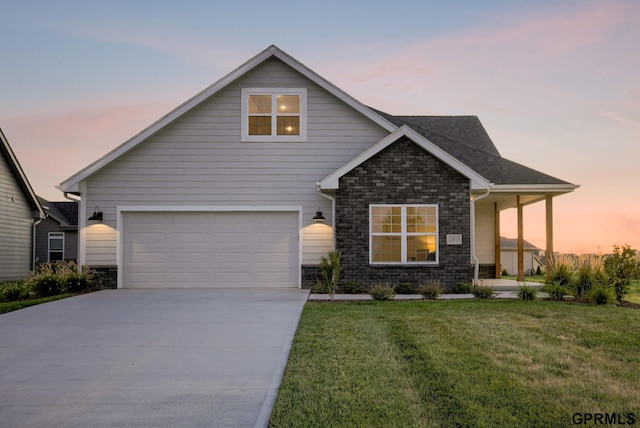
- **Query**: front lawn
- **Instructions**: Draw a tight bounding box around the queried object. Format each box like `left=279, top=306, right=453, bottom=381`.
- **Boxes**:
left=270, top=300, right=640, bottom=427
left=0, top=294, right=72, bottom=315
left=626, top=279, right=640, bottom=304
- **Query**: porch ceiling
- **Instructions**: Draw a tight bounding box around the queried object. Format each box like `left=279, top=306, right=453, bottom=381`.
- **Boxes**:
left=473, top=190, right=573, bottom=211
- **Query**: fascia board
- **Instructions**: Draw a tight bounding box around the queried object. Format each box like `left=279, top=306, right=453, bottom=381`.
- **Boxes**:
left=490, top=184, right=580, bottom=194
left=0, top=129, right=45, bottom=218
left=319, top=125, right=492, bottom=190
left=60, top=45, right=397, bottom=193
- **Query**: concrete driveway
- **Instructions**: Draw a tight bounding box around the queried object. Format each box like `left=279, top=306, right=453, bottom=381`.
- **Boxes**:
left=0, top=288, right=309, bottom=428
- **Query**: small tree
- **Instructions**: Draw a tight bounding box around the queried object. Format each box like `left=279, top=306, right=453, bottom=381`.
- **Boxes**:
left=604, top=244, right=640, bottom=302
left=319, top=251, right=341, bottom=300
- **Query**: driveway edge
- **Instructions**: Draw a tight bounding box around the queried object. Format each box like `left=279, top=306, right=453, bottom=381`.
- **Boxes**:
left=254, top=289, right=310, bottom=428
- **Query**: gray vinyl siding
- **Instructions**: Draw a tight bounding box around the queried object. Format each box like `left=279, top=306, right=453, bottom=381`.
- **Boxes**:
left=0, top=153, right=34, bottom=281
left=35, top=218, right=78, bottom=263
left=83, top=58, right=389, bottom=265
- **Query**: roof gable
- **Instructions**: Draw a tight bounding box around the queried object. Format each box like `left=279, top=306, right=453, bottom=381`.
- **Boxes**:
left=38, top=196, right=78, bottom=227
left=59, top=45, right=397, bottom=193
left=0, top=128, right=44, bottom=218
left=319, top=125, right=492, bottom=190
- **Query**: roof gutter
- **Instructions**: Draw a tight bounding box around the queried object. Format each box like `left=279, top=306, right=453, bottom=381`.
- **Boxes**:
left=470, top=188, right=491, bottom=285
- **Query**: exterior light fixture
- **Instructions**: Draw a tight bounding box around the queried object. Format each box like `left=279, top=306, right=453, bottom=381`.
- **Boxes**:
left=312, top=211, right=325, bottom=223
left=88, top=207, right=103, bottom=222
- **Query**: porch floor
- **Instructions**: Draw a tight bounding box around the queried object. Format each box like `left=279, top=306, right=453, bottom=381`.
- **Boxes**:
left=478, top=278, right=545, bottom=291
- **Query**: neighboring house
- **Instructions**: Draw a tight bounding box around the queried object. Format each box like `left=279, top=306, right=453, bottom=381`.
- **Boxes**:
left=499, top=237, right=542, bottom=276
left=35, top=197, right=78, bottom=264
left=58, top=45, right=578, bottom=289
left=0, top=128, right=45, bottom=281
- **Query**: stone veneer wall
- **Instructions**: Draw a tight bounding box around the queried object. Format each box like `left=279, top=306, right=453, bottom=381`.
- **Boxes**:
left=335, top=138, right=474, bottom=290
left=90, top=265, right=118, bottom=289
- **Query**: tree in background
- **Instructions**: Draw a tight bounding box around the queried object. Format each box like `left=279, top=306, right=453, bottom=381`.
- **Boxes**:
left=604, top=244, right=640, bottom=302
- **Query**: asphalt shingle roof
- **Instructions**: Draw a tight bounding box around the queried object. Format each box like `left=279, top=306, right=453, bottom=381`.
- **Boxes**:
left=37, top=197, right=78, bottom=227
left=371, top=108, right=573, bottom=186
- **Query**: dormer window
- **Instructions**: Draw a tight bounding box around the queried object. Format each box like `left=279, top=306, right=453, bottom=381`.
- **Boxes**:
left=241, top=88, right=307, bottom=141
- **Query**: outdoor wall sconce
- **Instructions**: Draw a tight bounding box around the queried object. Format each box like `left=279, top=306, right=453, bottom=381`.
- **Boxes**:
left=88, top=207, right=103, bottom=222
left=312, top=210, right=326, bottom=223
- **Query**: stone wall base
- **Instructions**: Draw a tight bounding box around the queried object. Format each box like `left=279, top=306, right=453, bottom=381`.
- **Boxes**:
left=89, top=265, right=117, bottom=289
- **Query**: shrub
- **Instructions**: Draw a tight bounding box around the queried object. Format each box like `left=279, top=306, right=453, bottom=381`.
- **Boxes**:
left=28, top=263, right=61, bottom=297
left=369, top=283, right=395, bottom=301
left=418, top=280, right=442, bottom=299
left=0, top=282, right=28, bottom=302
left=501, top=268, right=509, bottom=276
left=319, top=251, right=341, bottom=300
left=585, top=286, right=616, bottom=305
left=452, top=282, right=472, bottom=294
left=604, top=244, right=640, bottom=302
left=27, top=262, right=95, bottom=298
left=517, top=284, right=538, bottom=301
left=543, top=282, right=569, bottom=301
left=573, top=254, right=605, bottom=297
left=547, top=254, right=574, bottom=287
left=472, top=285, right=495, bottom=299
left=311, top=281, right=328, bottom=294
left=395, top=283, right=417, bottom=294
left=341, top=281, right=361, bottom=294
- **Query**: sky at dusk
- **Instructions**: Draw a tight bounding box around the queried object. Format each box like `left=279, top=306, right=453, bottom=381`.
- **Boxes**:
left=1, top=0, right=639, bottom=254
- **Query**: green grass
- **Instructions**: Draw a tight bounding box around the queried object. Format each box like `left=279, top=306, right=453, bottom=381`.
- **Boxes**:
left=270, top=300, right=640, bottom=427
left=626, top=279, right=640, bottom=304
left=0, top=294, right=72, bottom=315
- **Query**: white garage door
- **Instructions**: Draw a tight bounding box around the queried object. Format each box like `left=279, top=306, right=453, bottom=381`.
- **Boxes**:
left=122, top=211, right=299, bottom=288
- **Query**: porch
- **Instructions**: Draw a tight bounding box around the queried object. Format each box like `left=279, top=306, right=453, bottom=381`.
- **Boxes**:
left=479, top=278, right=545, bottom=291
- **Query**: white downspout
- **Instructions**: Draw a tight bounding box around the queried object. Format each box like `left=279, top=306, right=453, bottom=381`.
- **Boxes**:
left=471, top=188, right=491, bottom=285
left=316, top=184, right=336, bottom=249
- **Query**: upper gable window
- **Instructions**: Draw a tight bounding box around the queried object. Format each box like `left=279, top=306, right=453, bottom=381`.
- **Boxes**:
left=241, top=88, right=307, bottom=142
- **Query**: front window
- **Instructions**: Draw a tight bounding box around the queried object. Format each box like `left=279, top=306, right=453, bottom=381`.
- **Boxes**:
left=48, top=232, right=64, bottom=262
left=370, top=205, right=438, bottom=264
left=242, top=88, right=307, bottom=141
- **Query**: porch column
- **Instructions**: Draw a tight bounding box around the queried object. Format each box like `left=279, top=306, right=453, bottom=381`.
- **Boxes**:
left=494, top=203, right=501, bottom=278
left=517, top=196, right=524, bottom=282
left=545, top=195, right=554, bottom=280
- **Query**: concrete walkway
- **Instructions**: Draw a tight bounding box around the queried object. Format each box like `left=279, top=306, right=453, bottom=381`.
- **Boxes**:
left=0, top=288, right=309, bottom=428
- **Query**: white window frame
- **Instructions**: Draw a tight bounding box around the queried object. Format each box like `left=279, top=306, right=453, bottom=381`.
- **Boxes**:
left=369, top=204, right=439, bottom=265
left=48, top=232, right=65, bottom=262
left=241, top=88, right=307, bottom=142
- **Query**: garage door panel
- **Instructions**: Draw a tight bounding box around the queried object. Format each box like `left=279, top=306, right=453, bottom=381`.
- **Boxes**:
left=123, top=211, right=298, bottom=288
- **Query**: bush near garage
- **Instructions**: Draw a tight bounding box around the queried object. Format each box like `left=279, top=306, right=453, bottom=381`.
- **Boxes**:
left=27, top=262, right=95, bottom=298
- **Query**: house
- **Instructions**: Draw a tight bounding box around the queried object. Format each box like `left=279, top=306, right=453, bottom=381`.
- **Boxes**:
left=58, top=45, right=578, bottom=289
left=499, top=237, right=542, bottom=276
left=0, top=128, right=45, bottom=281
left=35, top=197, right=78, bottom=264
